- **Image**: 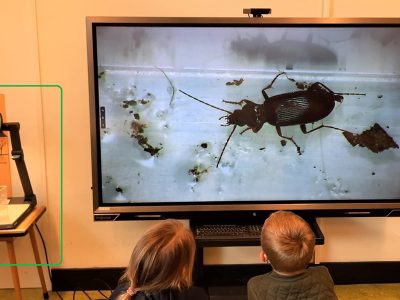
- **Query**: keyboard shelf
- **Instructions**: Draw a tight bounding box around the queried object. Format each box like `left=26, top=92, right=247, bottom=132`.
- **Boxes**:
left=193, top=224, right=262, bottom=247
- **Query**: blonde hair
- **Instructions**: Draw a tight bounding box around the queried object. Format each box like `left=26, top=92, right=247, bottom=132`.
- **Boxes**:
left=261, top=211, right=315, bottom=273
left=118, top=219, right=196, bottom=300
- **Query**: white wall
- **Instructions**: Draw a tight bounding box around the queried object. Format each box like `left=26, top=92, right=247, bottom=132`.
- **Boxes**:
left=0, top=0, right=49, bottom=289
left=0, top=0, right=399, bottom=289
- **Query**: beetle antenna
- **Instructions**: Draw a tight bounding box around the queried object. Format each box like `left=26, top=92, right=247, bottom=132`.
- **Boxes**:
left=217, top=125, right=237, bottom=168
left=179, top=90, right=232, bottom=114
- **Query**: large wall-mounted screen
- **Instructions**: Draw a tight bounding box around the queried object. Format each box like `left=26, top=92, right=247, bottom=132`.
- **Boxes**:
left=87, top=17, right=400, bottom=219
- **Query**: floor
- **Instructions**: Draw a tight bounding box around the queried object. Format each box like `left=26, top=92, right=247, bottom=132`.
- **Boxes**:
left=335, top=284, right=400, bottom=300
left=1, top=284, right=400, bottom=300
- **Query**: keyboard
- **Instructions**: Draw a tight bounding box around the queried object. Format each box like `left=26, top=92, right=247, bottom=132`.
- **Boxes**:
left=194, top=224, right=262, bottom=242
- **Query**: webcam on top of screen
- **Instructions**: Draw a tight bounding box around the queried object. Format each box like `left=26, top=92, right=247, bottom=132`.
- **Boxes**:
left=243, top=8, right=272, bottom=18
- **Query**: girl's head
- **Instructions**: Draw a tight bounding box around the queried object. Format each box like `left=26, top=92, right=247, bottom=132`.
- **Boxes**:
left=261, top=211, right=315, bottom=274
left=119, top=219, right=196, bottom=299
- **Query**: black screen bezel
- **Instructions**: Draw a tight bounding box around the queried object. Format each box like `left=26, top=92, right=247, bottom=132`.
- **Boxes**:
left=87, top=17, right=400, bottom=219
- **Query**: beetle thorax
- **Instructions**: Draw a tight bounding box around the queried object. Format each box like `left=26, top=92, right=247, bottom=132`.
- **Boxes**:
left=227, top=104, right=266, bottom=130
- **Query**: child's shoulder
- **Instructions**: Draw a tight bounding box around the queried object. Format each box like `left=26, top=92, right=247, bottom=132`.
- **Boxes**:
left=308, top=265, right=335, bottom=285
left=247, top=270, right=274, bottom=286
left=186, top=286, right=209, bottom=300
left=308, top=265, right=332, bottom=276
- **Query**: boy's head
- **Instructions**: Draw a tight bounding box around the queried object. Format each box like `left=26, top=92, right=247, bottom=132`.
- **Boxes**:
left=260, top=211, right=315, bottom=274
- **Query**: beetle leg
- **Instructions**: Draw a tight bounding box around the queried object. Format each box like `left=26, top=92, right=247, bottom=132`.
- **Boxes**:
left=262, top=72, right=298, bottom=100
left=275, top=126, right=301, bottom=155
left=300, top=123, right=346, bottom=134
left=240, top=127, right=252, bottom=134
left=264, top=71, right=286, bottom=90
left=223, top=99, right=250, bottom=107
left=264, top=71, right=297, bottom=89
left=261, top=88, right=270, bottom=101
left=309, top=82, right=335, bottom=94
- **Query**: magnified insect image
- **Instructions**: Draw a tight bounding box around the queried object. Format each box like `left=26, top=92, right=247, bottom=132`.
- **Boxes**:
left=94, top=25, right=400, bottom=203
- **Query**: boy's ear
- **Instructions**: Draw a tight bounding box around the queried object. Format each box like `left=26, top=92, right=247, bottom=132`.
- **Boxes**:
left=259, top=250, right=267, bottom=262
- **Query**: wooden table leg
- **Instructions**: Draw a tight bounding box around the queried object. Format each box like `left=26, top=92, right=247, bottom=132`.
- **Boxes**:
left=6, top=239, right=22, bottom=300
left=29, top=227, right=49, bottom=299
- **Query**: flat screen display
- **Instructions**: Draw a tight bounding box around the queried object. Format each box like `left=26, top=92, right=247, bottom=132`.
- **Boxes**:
left=87, top=18, right=400, bottom=217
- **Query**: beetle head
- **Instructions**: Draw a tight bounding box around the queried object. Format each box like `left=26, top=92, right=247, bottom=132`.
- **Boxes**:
left=226, top=110, right=249, bottom=127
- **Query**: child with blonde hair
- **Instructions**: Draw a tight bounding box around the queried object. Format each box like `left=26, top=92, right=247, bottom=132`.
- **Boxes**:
left=247, top=211, right=337, bottom=300
left=110, top=219, right=209, bottom=300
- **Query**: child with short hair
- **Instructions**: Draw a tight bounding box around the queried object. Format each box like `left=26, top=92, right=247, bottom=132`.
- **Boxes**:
left=110, top=219, right=209, bottom=300
left=247, top=211, right=337, bottom=300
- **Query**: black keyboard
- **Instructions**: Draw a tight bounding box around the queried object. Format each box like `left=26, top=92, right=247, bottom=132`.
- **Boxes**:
left=194, top=224, right=262, bottom=241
